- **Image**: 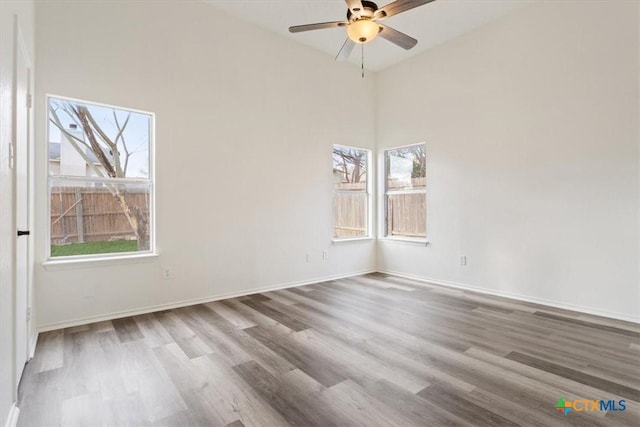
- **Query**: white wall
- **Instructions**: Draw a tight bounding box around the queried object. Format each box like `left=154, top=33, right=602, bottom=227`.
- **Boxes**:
left=376, top=0, right=640, bottom=321
left=33, top=0, right=640, bottom=330
left=34, top=0, right=376, bottom=330
left=1, top=0, right=35, bottom=423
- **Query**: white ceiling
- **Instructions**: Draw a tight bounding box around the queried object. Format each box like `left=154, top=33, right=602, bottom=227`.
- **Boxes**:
left=206, top=0, right=532, bottom=71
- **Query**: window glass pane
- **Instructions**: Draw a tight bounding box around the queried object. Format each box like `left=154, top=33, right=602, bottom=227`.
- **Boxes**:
left=50, top=179, right=151, bottom=257
left=333, top=146, right=367, bottom=191
left=48, top=98, right=151, bottom=179
left=334, top=192, right=367, bottom=238
left=386, top=145, right=426, bottom=190
left=386, top=193, right=426, bottom=238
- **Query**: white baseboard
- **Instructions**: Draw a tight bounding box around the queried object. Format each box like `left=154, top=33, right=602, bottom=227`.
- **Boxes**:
left=378, top=270, right=640, bottom=324
left=37, top=268, right=638, bottom=332
left=37, top=269, right=376, bottom=332
left=4, top=404, right=19, bottom=427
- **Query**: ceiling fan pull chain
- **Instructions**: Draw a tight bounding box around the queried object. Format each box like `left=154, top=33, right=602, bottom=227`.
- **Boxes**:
left=361, top=43, right=365, bottom=78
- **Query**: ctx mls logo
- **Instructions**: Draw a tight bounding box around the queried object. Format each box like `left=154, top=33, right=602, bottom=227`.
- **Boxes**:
left=555, top=397, right=626, bottom=415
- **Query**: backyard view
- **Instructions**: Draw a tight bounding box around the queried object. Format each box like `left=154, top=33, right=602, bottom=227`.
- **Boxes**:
left=50, top=182, right=150, bottom=256
left=48, top=97, right=152, bottom=257
left=385, top=144, right=427, bottom=238
left=333, top=146, right=368, bottom=238
left=332, top=143, right=427, bottom=239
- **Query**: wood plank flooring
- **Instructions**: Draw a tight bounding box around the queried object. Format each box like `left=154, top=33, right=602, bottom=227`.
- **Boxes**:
left=18, top=273, right=640, bottom=426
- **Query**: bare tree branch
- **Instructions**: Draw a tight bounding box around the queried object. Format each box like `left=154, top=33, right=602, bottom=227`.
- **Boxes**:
left=76, top=106, right=117, bottom=177
left=113, top=111, right=131, bottom=176
left=82, top=107, right=123, bottom=177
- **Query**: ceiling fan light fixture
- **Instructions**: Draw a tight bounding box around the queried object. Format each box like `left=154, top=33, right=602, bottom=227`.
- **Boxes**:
left=347, top=19, right=379, bottom=43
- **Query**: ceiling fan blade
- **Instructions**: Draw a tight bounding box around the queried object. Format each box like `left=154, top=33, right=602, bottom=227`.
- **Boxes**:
left=375, top=0, right=435, bottom=20
left=378, top=24, right=418, bottom=49
left=289, top=21, right=347, bottom=33
left=335, top=38, right=356, bottom=61
left=345, top=0, right=365, bottom=16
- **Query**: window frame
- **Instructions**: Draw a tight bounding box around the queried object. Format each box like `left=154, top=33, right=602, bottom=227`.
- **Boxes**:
left=380, top=142, right=427, bottom=244
left=332, top=144, right=373, bottom=242
left=45, top=94, right=157, bottom=263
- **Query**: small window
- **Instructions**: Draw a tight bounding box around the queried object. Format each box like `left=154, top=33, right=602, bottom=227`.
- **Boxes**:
left=48, top=96, right=154, bottom=258
left=333, top=145, right=370, bottom=239
left=384, top=143, right=426, bottom=239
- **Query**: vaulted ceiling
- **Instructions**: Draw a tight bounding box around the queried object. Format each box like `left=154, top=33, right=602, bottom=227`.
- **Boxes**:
left=206, top=0, right=532, bottom=71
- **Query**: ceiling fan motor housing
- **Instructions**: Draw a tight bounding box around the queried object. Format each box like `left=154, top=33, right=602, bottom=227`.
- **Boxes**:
left=347, top=1, right=379, bottom=22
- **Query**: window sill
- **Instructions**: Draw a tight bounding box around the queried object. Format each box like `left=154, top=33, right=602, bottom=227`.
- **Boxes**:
left=378, top=237, right=429, bottom=246
left=332, top=237, right=374, bottom=244
left=43, top=252, right=159, bottom=271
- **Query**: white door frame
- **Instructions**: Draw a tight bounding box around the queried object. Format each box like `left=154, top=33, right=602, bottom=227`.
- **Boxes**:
left=13, top=14, right=33, bottom=388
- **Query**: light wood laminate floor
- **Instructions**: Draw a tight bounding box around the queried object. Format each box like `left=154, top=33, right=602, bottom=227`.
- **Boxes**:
left=18, top=274, right=640, bottom=426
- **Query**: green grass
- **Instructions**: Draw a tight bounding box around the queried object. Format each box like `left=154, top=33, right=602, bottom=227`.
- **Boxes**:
left=51, top=240, right=138, bottom=257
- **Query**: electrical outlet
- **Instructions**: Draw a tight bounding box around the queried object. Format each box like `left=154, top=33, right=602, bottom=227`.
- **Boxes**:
left=163, top=267, right=172, bottom=279
left=323, top=250, right=329, bottom=261
left=306, top=253, right=311, bottom=263
left=26, top=307, right=31, bottom=322
left=460, top=256, right=467, bottom=266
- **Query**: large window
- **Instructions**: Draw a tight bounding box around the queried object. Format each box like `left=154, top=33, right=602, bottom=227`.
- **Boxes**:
left=333, top=145, right=370, bottom=239
left=384, top=143, right=426, bottom=239
left=48, top=96, right=154, bottom=258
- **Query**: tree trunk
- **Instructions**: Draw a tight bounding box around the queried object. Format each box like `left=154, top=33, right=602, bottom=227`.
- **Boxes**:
left=113, top=192, right=149, bottom=250
left=132, top=205, right=150, bottom=251
left=76, top=105, right=148, bottom=249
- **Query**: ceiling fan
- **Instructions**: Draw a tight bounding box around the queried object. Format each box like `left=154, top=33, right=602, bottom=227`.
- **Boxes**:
left=289, top=0, right=436, bottom=61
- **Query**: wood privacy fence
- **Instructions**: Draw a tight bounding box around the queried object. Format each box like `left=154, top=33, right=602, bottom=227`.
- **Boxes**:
left=386, top=193, right=426, bottom=238
left=333, top=177, right=426, bottom=239
left=52, top=181, right=424, bottom=244
left=386, top=177, right=426, bottom=238
left=334, top=193, right=367, bottom=238
left=50, top=187, right=149, bottom=245
left=333, top=181, right=367, bottom=238
left=334, top=193, right=426, bottom=238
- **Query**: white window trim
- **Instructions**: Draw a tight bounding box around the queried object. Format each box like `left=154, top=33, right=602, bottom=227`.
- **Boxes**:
left=45, top=94, right=157, bottom=263
left=42, top=252, right=159, bottom=271
left=332, top=237, right=374, bottom=244
left=378, top=236, right=429, bottom=245
left=332, top=145, right=372, bottom=242
left=379, top=142, right=427, bottom=242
